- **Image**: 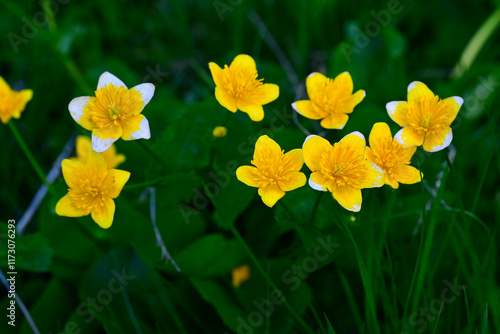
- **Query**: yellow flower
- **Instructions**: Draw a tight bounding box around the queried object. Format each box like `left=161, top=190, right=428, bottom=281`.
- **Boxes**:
left=68, top=72, right=155, bottom=153
left=56, top=148, right=130, bottom=229
left=0, top=76, right=33, bottom=124
left=232, top=264, right=250, bottom=288
left=209, top=55, right=279, bottom=122
left=292, top=72, right=365, bottom=129
left=366, top=122, right=422, bottom=189
left=302, top=132, right=384, bottom=212
left=212, top=126, right=227, bottom=138
left=236, top=135, right=306, bottom=208
left=74, top=135, right=125, bottom=169
left=387, top=81, right=463, bottom=152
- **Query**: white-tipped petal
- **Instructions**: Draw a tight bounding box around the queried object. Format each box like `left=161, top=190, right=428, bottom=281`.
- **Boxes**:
left=131, top=83, right=155, bottom=108
left=92, top=134, right=118, bottom=153
left=68, top=96, right=90, bottom=122
left=309, top=177, right=327, bottom=192
left=97, top=72, right=127, bottom=89
left=291, top=102, right=303, bottom=116
left=386, top=101, right=405, bottom=122
left=302, top=134, right=320, bottom=149
left=427, top=129, right=453, bottom=152
left=451, top=96, right=464, bottom=108
left=128, top=117, right=151, bottom=140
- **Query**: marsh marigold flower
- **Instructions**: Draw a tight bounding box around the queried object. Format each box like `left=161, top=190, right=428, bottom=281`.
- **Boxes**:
left=209, top=55, right=279, bottom=122
left=69, top=72, right=155, bottom=153
left=0, top=76, right=33, bottom=124
left=74, top=135, right=125, bottom=169
left=292, top=72, right=365, bottom=129
left=56, top=148, right=130, bottom=229
left=366, top=122, right=422, bottom=189
left=236, top=135, right=306, bottom=207
left=387, top=81, right=463, bottom=152
left=232, top=264, right=250, bottom=288
left=303, top=132, right=384, bottom=212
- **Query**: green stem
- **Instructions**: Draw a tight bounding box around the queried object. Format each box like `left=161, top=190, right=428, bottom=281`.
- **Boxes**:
left=41, top=0, right=57, bottom=32
left=452, top=7, right=500, bottom=77
left=137, top=141, right=170, bottom=171
left=309, top=192, right=323, bottom=225
left=123, top=176, right=168, bottom=190
left=8, top=121, right=57, bottom=197
left=228, top=224, right=316, bottom=334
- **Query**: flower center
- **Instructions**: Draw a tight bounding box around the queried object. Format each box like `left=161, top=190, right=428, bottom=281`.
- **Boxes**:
left=252, top=150, right=288, bottom=185
left=373, top=139, right=407, bottom=176
left=407, top=95, right=447, bottom=135
left=84, top=84, right=144, bottom=129
left=315, top=78, right=348, bottom=114
left=319, top=144, right=366, bottom=188
left=68, top=172, right=108, bottom=212
left=223, top=65, right=263, bottom=99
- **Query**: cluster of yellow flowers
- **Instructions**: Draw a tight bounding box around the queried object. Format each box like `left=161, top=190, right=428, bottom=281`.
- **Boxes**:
left=209, top=55, right=463, bottom=211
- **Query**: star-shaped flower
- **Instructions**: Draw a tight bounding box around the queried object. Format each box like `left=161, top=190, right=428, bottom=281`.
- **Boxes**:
left=68, top=72, right=155, bottom=153
left=0, top=76, right=33, bottom=124
left=292, top=72, right=365, bottom=129
left=209, top=55, right=279, bottom=122
left=73, top=135, right=125, bottom=169
left=302, top=132, right=384, bottom=212
left=56, top=148, right=130, bottom=229
left=236, top=135, right=306, bottom=207
left=365, top=122, right=422, bottom=189
left=387, top=81, right=463, bottom=152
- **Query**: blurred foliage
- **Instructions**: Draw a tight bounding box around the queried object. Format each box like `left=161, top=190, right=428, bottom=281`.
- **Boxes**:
left=1, top=0, right=500, bottom=333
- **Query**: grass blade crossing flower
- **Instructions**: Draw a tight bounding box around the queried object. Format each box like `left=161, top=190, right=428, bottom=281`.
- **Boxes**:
left=74, top=135, right=125, bottom=168
left=0, top=76, right=33, bottom=124
left=56, top=148, right=130, bottom=229
left=302, top=132, right=384, bottom=212
left=366, top=122, right=422, bottom=189
left=292, top=72, right=365, bottom=129
left=387, top=81, right=463, bottom=152
left=209, top=54, right=279, bottom=122
left=236, top=135, right=306, bottom=207
left=68, top=72, right=155, bottom=153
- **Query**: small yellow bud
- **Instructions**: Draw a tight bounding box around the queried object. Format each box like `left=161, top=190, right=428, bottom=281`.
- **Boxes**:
left=349, top=215, right=356, bottom=222
left=232, top=264, right=250, bottom=288
left=213, top=126, right=227, bottom=138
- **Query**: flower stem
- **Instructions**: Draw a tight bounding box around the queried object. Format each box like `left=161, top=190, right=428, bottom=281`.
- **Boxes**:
left=8, top=121, right=57, bottom=197
left=136, top=140, right=170, bottom=171
left=228, top=224, right=316, bottom=334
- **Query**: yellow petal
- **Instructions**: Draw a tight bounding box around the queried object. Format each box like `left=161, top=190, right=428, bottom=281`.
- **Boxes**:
left=208, top=62, right=225, bottom=87
left=258, top=183, right=285, bottom=208
left=253, top=135, right=281, bottom=164
left=92, top=124, right=122, bottom=144
left=245, top=84, right=279, bottom=105
left=102, top=145, right=126, bottom=169
left=302, top=135, right=331, bottom=171
left=91, top=197, right=115, bottom=229
left=332, top=71, right=354, bottom=95
left=394, top=127, right=424, bottom=148
left=278, top=172, right=306, bottom=191
left=357, top=161, right=385, bottom=189
left=55, top=194, right=89, bottom=217
left=70, top=97, right=95, bottom=131
left=309, top=172, right=329, bottom=191
left=422, top=126, right=453, bottom=152
left=369, top=122, right=392, bottom=147
left=237, top=100, right=264, bottom=121
left=441, top=96, right=463, bottom=125
left=386, top=101, right=408, bottom=127
left=0, top=77, right=10, bottom=91
left=400, top=145, right=417, bottom=164
left=236, top=166, right=265, bottom=188
left=339, top=131, right=366, bottom=153
left=61, top=159, right=85, bottom=189
left=292, top=100, right=329, bottom=120
left=365, top=146, right=376, bottom=164
left=385, top=174, right=399, bottom=189
left=75, top=136, right=92, bottom=163
left=306, top=72, right=329, bottom=102
left=281, top=149, right=304, bottom=172
left=215, top=87, right=237, bottom=112
left=17, top=89, right=33, bottom=108
left=85, top=149, right=108, bottom=182
left=338, top=89, right=365, bottom=114
left=332, top=186, right=362, bottom=212
left=393, top=165, right=423, bottom=184
left=121, top=114, right=150, bottom=140
left=230, top=54, right=257, bottom=74
left=407, top=81, right=435, bottom=102
left=320, top=113, right=349, bottom=129
left=102, top=169, right=131, bottom=199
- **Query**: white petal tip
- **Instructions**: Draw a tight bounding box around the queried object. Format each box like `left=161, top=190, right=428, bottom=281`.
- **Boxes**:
left=127, top=117, right=151, bottom=140
left=309, top=178, right=327, bottom=192
left=408, top=81, right=423, bottom=91
left=452, top=96, right=464, bottom=108
left=428, top=129, right=453, bottom=152
left=308, top=72, right=320, bottom=78
left=92, top=135, right=118, bottom=153
left=303, top=134, right=319, bottom=148
left=98, top=72, right=127, bottom=89
left=351, top=131, right=365, bottom=140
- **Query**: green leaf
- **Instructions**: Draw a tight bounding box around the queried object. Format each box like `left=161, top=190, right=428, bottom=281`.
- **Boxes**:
left=0, top=232, right=52, bottom=272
